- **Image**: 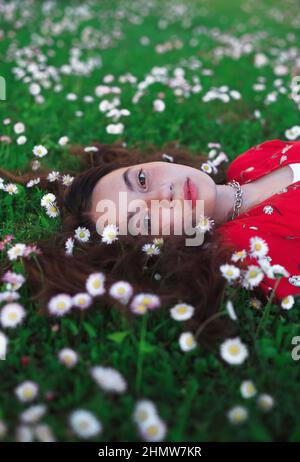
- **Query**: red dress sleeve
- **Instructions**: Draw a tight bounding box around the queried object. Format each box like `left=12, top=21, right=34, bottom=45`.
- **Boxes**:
left=215, top=138, right=300, bottom=302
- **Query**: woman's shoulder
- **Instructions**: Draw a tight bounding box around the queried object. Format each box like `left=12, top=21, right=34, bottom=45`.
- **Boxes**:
left=226, top=139, right=300, bottom=184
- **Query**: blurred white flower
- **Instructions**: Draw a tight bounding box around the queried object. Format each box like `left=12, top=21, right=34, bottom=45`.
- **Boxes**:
left=240, top=380, right=257, bottom=398
left=69, top=410, right=102, bottom=439
left=90, top=366, right=127, bottom=393
left=227, top=405, right=248, bottom=424
left=170, top=303, right=195, bottom=321
left=15, top=381, right=39, bottom=403
left=48, top=294, right=73, bottom=316
left=58, top=348, right=78, bottom=368
left=86, top=273, right=106, bottom=296
left=179, top=332, right=197, bottom=351
left=0, top=302, right=26, bottom=328
left=220, top=337, right=249, bottom=365
left=33, top=145, right=48, bottom=158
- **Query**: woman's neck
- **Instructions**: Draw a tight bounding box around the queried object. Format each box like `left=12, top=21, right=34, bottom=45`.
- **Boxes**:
left=212, top=182, right=264, bottom=225
left=212, top=164, right=294, bottom=225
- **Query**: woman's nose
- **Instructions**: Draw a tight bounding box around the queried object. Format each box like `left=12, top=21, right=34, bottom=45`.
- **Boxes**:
left=145, top=185, right=172, bottom=205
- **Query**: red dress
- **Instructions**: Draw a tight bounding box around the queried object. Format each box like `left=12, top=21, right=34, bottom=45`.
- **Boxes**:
left=217, top=139, right=300, bottom=301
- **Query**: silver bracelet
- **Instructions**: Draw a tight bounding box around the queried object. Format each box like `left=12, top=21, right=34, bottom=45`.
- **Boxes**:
left=227, top=180, right=244, bottom=220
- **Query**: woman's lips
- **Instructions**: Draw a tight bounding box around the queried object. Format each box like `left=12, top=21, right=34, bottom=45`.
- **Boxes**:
left=183, top=177, right=198, bottom=208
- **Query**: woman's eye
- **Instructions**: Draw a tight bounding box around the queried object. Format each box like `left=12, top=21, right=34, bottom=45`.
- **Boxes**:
left=138, top=169, right=146, bottom=188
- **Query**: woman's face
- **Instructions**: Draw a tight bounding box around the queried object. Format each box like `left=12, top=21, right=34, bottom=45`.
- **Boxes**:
left=90, top=161, right=217, bottom=236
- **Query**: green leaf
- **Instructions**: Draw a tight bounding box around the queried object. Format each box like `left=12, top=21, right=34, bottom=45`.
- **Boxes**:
left=107, top=331, right=130, bottom=344
left=83, top=322, right=97, bottom=339
left=139, top=341, right=157, bottom=354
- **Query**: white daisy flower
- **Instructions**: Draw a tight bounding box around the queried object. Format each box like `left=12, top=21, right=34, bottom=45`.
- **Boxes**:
left=106, top=123, right=124, bottom=135
left=170, top=303, right=195, bottom=321
left=15, top=425, right=34, bottom=442
left=20, top=404, right=47, bottom=424
left=153, top=99, right=165, bottom=112
left=201, top=163, right=213, bottom=174
left=69, top=410, right=102, bottom=439
left=231, top=249, right=247, bottom=263
left=161, top=153, right=174, bottom=162
left=271, top=264, right=290, bottom=278
left=0, top=291, right=20, bottom=303
left=220, top=264, right=241, bottom=282
left=16, top=135, right=27, bottom=145
left=48, top=294, right=73, bottom=316
left=74, top=227, right=90, bottom=242
left=257, top=394, right=275, bottom=412
left=26, top=178, right=40, bottom=188
left=195, top=215, right=215, bottom=233
left=90, top=366, right=127, bottom=393
left=153, top=238, right=164, bottom=247
left=62, top=174, right=74, bottom=186
left=13, top=122, right=25, bottom=134
left=2, top=271, right=25, bottom=291
left=133, top=400, right=158, bottom=426
left=58, top=136, right=69, bottom=146
left=58, top=348, right=78, bottom=368
left=5, top=183, right=18, bottom=195
left=130, top=293, right=161, bottom=315
left=34, top=423, right=56, bottom=442
left=0, top=331, right=8, bottom=360
left=0, top=302, right=26, bottom=328
left=72, top=293, right=92, bottom=309
left=31, top=160, right=41, bottom=171
left=84, top=146, right=99, bottom=153
left=281, top=295, right=295, bottom=310
left=33, top=145, right=48, bottom=158
left=220, top=337, right=249, bottom=365
left=15, top=381, right=39, bottom=403
left=65, top=237, right=75, bottom=256
left=41, top=193, right=56, bottom=207
left=7, top=243, right=26, bottom=261
left=139, top=417, right=167, bottom=442
left=285, top=125, right=300, bottom=140
left=249, top=236, right=269, bottom=259
left=263, top=205, right=274, bottom=214
left=86, top=273, right=106, bottom=296
left=45, top=202, right=60, bottom=218
left=109, top=281, right=133, bottom=304
left=227, top=406, right=248, bottom=425
left=257, top=257, right=274, bottom=278
left=179, top=332, right=197, bottom=351
left=101, top=224, right=119, bottom=244
left=226, top=300, right=237, bottom=321
left=47, top=171, right=60, bottom=182
left=142, top=243, right=160, bottom=256
left=29, top=83, right=41, bottom=96
left=240, top=380, right=257, bottom=398
left=242, top=265, right=264, bottom=289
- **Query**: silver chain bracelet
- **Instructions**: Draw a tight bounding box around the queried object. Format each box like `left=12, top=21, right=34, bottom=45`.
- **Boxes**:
left=226, top=180, right=244, bottom=220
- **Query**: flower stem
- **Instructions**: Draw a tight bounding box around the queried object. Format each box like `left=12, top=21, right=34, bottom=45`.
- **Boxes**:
left=255, top=276, right=282, bottom=338
left=135, top=313, right=148, bottom=395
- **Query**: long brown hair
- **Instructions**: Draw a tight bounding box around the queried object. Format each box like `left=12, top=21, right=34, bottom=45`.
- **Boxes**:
left=0, top=141, right=251, bottom=345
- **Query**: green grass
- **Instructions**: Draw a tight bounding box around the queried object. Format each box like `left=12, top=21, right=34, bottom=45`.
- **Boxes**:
left=1, top=0, right=300, bottom=442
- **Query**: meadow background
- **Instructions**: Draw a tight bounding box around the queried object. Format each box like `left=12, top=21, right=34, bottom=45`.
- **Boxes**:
left=1, top=0, right=300, bottom=442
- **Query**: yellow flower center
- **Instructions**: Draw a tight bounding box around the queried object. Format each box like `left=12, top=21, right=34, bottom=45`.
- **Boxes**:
left=229, top=345, right=240, bottom=355
left=8, top=311, right=18, bottom=320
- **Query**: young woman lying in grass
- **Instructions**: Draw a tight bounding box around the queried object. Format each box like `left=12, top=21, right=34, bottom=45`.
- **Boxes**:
left=1, top=138, right=300, bottom=345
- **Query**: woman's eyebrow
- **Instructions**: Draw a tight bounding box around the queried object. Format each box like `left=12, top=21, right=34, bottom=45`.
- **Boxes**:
left=123, top=167, right=134, bottom=191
